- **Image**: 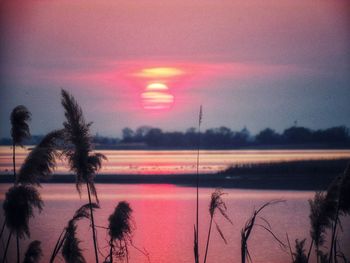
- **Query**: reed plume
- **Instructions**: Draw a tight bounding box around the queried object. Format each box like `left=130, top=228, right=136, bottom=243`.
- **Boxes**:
left=61, top=89, right=106, bottom=263
left=203, top=189, right=232, bottom=263
left=2, top=185, right=43, bottom=263
left=292, top=239, right=308, bottom=263
left=16, top=130, right=64, bottom=185
left=23, top=240, right=42, bottom=263
left=105, top=201, right=134, bottom=263
left=11, top=105, right=31, bottom=147
left=62, top=222, right=86, bottom=263
left=10, top=105, right=31, bottom=263
left=50, top=203, right=99, bottom=263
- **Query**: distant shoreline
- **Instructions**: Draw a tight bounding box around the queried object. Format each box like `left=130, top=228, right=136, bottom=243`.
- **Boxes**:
left=1, top=158, right=348, bottom=191
left=0, top=172, right=340, bottom=191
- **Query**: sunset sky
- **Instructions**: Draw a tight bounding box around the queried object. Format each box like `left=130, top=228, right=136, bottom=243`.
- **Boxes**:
left=1, top=0, right=349, bottom=137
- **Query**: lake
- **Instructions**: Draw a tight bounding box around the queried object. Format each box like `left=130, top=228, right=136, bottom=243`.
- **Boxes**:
left=1, top=146, right=350, bottom=175
left=0, top=184, right=349, bottom=263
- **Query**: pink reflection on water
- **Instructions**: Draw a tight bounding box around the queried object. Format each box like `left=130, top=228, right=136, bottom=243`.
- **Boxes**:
left=1, top=147, right=350, bottom=175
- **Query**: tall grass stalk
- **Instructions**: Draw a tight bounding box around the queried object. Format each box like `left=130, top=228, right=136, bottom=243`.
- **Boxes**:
left=203, top=189, right=232, bottom=263
left=194, top=105, right=202, bottom=263
left=61, top=89, right=106, bottom=263
left=241, top=200, right=285, bottom=263
left=50, top=203, right=99, bottom=263
left=10, top=105, right=31, bottom=263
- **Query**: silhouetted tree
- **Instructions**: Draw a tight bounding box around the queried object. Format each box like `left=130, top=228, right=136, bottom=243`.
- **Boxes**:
left=256, top=128, right=281, bottom=145
left=283, top=127, right=312, bottom=144
left=122, top=128, right=134, bottom=142
left=145, top=128, right=163, bottom=147
left=61, top=89, right=106, bottom=263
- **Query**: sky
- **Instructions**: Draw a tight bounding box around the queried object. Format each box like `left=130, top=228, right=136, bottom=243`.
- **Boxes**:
left=1, top=0, right=349, bottom=137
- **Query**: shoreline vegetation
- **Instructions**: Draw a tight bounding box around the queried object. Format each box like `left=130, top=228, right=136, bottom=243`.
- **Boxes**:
left=1, top=159, right=348, bottom=190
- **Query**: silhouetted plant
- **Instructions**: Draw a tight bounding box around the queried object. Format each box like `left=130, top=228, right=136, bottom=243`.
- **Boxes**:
left=241, top=200, right=285, bottom=263
left=11, top=105, right=31, bottom=177
left=61, top=89, right=106, bottom=263
left=23, top=240, right=42, bottom=263
left=2, top=185, right=43, bottom=262
left=309, top=192, right=329, bottom=263
left=62, top=222, right=86, bottom=263
left=50, top=203, right=99, bottom=263
left=292, top=239, right=308, bottom=263
left=327, top=163, right=350, bottom=263
left=10, top=105, right=31, bottom=263
left=16, top=130, right=64, bottom=185
left=194, top=105, right=202, bottom=263
left=203, top=189, right=232, bottom=263
left=12, top=129, right=62, bottom=263
left=308, top=173, right=342, bottom=263
left=105, top=201, right=134, bottom=263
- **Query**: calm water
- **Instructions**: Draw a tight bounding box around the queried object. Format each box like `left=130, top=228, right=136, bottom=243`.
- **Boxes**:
left=1, top=146, right=350, bottom=174
left=0, top=184, right=349, bottom=263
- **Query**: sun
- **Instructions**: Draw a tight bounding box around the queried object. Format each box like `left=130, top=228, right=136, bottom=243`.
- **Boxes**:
left=141, top=83, right=174, bottom=110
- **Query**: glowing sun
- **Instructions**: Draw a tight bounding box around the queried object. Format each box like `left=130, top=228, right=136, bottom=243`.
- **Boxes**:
left=142, top=83, right=174, bottom=110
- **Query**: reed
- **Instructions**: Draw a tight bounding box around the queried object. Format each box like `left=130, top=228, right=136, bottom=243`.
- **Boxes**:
left=50, top=203, right=99, bottom=263
left=61, top=89, right=106, bottom=263
left=194, top=105, right=202, bottom=263
left=10, top=105, right=31, bottom=263
left=2, top=185, right=43, bottom=263
left=240, top=200, right=286, bottom=263
left=23, top=240, right=42, bottom=263
left=203, top=189, right=232, bottom=263
left=1, top=129, right=61, bottom=263
left=105, top=201, right=134, bottom=263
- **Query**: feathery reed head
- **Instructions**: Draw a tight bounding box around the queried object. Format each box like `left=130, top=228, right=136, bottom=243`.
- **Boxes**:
left=17, top=129, right=64, bottom=185
left=107, top=201, right=134, bottom=262
left=11, top=105, right=31, bottom=146
left=62, top=221, right=86, bottom=263
left=308, top=192, right=333, bottom=247
left=3, top=185, right=43, bottom=238
left=292, top=239, right=308, bottom=263
left=61, top=89, right=106, bottom=201
left=108, top=201, right=134, bottom=241
left=209, top=189, right=230, bottom=220
left=198, top=105, right=203, bottom=126
left=71, top=203, right=99, bottom=223
left=23, top=240, right=43, bottom=263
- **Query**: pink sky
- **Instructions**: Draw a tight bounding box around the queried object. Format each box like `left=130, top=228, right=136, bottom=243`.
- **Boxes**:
left=0, top=0, right=349, bottom=136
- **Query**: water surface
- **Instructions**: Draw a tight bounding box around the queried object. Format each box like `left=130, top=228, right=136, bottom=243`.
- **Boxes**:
left=0, top=184, right=349, bottom=263
left=1, top=146, right=349, bottom=174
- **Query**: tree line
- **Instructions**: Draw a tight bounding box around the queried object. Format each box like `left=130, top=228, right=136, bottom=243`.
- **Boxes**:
left=1, top=125, right=349, bottom=149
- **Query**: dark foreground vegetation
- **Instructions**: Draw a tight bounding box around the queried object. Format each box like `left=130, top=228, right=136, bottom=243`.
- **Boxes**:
left=1, top=90, right=349, bottom=263
left=1, top=125, right=350, bottom=149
